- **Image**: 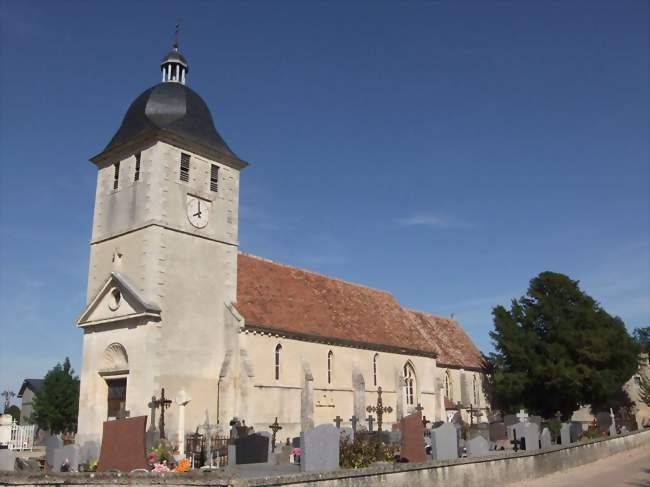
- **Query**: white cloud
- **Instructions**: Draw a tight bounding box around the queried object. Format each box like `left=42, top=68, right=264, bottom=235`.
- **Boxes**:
left=397, top=213, right=474, bottom=229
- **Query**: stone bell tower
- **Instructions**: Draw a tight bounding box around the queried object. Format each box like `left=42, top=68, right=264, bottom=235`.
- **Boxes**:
left=75, top=38, right=248, bottom=450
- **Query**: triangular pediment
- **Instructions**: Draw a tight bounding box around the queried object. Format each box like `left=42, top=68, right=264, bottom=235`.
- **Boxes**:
left=77, top=272, right=161, bottom=327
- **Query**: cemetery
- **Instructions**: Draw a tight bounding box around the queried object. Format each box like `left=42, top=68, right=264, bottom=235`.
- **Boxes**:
left=1, top=383, right=649, bottom=486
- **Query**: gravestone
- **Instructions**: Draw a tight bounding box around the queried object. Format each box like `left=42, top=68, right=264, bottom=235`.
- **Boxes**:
left=0, top=450, right=16, bottom=472
left=291, top=437, right=301, bottom=448
left=44, top=434, right=63, bottom=467
left=539, top=428, right=551, bottom=449
left=466, top=436, right=489, bottom=457
left=97, top=416, right=148, bottom=472
left=489, top=422, right=507, bottom=442
left=52, top=444, right=81, bottom=472
left=529, top=416, right=542, bottom=428
left=431, top=423, right=458, bottom=461
left=609, top=409, right=617, bottom=437
left=300, top=424, right=340, bottom=472
left=523, top=423, right=540, bottom=451
left=560, top=423, right=571, bottom=446
left=400, top=412, right=426, bottom=463
left=235, top=433, right=270, bottom=464
left=570, top=422, right=582, bottom=442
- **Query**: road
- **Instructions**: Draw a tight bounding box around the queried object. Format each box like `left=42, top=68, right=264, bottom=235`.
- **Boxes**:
left=507, top=444, right=650, bottom=487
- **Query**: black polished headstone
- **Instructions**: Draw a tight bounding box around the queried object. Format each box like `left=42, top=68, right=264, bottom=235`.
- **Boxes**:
left=235, top=433, right=269, bottom=465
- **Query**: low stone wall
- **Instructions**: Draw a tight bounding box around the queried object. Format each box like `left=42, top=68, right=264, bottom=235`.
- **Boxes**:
left=1, top=429, right=649, bottom=487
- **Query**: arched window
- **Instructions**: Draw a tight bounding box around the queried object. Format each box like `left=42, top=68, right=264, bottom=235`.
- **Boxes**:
left=445, top=370, right=452, bottom=401
left=274, top=344, right=282, bottom=381
left=327, top=351, right=333, bottom=384
left=404, top=362, right=417, bottom=406
left=373, top=353, right=379, bottom=386
left=473, top=375, right=479, bottom=406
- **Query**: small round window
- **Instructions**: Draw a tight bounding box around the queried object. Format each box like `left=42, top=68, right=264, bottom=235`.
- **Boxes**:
left=109, top=288, right=122, bottom=311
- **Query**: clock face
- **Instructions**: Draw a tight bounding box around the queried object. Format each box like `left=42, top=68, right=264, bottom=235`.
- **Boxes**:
left=186, top=196, right=210, bottom=228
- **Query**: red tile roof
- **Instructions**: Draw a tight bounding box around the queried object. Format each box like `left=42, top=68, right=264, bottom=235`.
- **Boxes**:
left=236, top=253, right=484, bottom=369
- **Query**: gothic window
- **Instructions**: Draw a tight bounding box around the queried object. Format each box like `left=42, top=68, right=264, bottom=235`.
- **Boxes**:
left=327, top=351, right=333, bottom=384
left=113, top=162, right=120, bottom=190
left=473, top=375, right=479, bottom=406
left=445, top=370, right=452, bottom=401
left=134, top=152, right=141, bottom=181
left=274, top=344, right=282, bottom=381
left=404, top=362, right=416, bottom=406
left=373, top=353, right=379, bottom=386
left=180, top=153, right=190, bottom=182
left=210, top=164, right=219, bottom=192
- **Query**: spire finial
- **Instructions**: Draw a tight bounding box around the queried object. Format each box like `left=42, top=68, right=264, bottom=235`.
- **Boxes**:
left=173, top=23, right=180, bottom=50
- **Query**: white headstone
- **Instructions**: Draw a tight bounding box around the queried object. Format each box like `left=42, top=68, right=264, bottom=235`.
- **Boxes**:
left=300, top=424, right=340, bottom=472
left=540, top=428, right=551, bottom=449
left=466, top=436, right=489, bottom=457
left=523, top=423, right=540, bottom=451
left=431, top=423, right=458, bottom=461
left=560, top=423, right=571, bottom=446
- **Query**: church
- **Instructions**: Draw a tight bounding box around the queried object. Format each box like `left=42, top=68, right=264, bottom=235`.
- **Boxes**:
left=75, top=40, right=490, bottom=451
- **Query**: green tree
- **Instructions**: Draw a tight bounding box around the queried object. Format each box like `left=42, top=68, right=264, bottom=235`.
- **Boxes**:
left=4, top=405, right=21, bottom=423
left=633, top=326, right=650, bottom=354
left=32, top=358, right=80, bottom=434
left=488, top=272, right=639, bottom=419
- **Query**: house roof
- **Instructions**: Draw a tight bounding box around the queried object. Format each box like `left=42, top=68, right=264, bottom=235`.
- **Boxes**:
left=17, top=379, right=44, bottom=398
left=236, top=253, right=484, bottom=369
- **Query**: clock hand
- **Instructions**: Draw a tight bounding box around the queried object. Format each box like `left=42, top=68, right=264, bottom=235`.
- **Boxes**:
left=193, top=201, right=202, bottom=218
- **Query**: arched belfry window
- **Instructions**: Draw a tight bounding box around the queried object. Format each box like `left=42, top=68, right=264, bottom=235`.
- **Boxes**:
left=445, top=370, right=452, bottom=401
left=327, top=351, right=333, bottom=384
left=274, top=344, right=282, bottom=381
left=404, top=362, right=417, bottom=406
left=373, top=353, right=379, bottom=386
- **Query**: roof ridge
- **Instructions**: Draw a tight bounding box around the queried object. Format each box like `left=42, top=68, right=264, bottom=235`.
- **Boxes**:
left=238, top=252, right=394, bottom=296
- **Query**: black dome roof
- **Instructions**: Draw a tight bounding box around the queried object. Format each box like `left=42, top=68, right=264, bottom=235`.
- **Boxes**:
left=104, top=82, right=237, bottom=160
left=161, top=49, right=188, bottom=67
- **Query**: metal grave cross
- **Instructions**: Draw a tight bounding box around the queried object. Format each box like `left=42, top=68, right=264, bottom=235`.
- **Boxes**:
left=366, top=386, right=393, bottom=433
left=415, top=403, right=424, bottom=414
left=152, top=388, right=173, bottom=439
left=422, top=415, right=431, bottom=429
left=366, top=415, right=375, bottom=432
left=269, top=417, right=282, bottom=452
left=349, top=415, right=359, bottom=433
left=516, top=409, right=529, bottom=423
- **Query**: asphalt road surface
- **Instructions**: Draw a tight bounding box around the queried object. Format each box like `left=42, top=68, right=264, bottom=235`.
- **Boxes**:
left=507, top=444, right=650, bottom=487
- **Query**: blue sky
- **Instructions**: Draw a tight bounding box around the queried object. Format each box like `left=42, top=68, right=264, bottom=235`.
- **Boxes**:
left=0, top=1, right=648, bottom=400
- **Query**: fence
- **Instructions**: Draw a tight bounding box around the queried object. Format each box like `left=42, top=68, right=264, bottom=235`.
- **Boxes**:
left=10, top=422, right=36, bottom=451
left=185, top=433, right=229, bottom=468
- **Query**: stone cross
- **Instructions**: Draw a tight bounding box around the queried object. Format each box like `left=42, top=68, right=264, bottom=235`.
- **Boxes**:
left=151, top=388, right=172, bottom=439
left=333, top=416, right=343, bottom=428
left=366, top=386, right=393, bottom=433
left=367, top=415, right=375, bottom=432
left=516, top=409, right=529, bottom=423
left=269, top=417, right=282, bottom=452
left=349, top=415, right=359, bottom=432
left=201, top=411, right=218, bottom=469
left=175, top=389, right=191, bottom=457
